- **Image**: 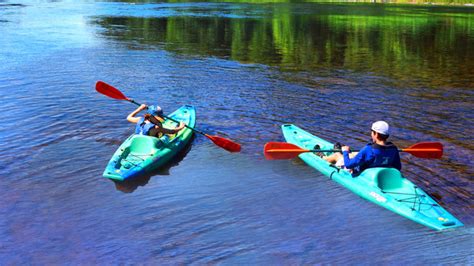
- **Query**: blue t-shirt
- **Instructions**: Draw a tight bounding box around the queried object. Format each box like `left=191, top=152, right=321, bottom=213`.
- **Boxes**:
left=343, top=142, right=401, bottom=176
left=134, top=117, right=155, bottom=135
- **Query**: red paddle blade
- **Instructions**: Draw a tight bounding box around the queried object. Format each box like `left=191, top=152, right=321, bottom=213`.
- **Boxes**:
left=263, top=142, right=308, bottom=160
left=402, top=142, right=443, bottom=159
left=96, top=81, right=129, bottom=100
left=206, top=135, right=241, bottom=153
left=264, top=142, right=301, bottom=151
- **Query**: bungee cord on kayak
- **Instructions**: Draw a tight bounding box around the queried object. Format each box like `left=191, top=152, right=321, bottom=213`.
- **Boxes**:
left=382, top=188, right=439, bottom=211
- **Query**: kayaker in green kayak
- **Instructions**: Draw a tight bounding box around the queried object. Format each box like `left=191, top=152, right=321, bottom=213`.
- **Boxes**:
left=127, top=104, right=185, bottom=137
left=340, top=121, right=402, bottom=177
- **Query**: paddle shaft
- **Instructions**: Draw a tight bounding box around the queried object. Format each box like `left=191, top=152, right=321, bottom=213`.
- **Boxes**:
left=265, top=139, right=442, bottom=160
left=267, top=149, right=346, bottom=153
left=266, top=148, right=438, bottom=153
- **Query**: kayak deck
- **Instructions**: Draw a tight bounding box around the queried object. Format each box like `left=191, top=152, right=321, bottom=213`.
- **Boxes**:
left=281, top=124, right=463, bottom=230
left=103, top=105, right=195, bottom=181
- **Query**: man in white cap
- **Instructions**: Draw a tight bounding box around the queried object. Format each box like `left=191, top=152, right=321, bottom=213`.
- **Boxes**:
left=341, top=121, right=401, bottom=177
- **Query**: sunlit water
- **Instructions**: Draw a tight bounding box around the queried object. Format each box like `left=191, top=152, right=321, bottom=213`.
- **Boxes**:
left=0, top=1, right=472, bottom=264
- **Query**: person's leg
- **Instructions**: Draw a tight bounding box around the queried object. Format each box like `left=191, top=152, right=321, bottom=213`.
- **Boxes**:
left=324, top=152, right=342, bottom=164
left=148, top=127, right=163, bottom=138
left=336, top=152, right=357, bottom=168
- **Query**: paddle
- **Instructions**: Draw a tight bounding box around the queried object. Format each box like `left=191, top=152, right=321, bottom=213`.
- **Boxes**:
left=263, top=141, right=443, bottom=160
left=95, top=81, right=241, bottom=153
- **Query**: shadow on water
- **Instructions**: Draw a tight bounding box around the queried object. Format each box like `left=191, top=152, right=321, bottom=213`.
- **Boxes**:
left=0, top=4, right=27, bottom=8
left=0, top=2, right=27, bottom=22
left=113, top=135, right=195, bottom=193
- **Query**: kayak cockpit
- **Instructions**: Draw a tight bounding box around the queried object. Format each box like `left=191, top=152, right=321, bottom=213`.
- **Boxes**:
left=117, top=136, right=159, bottom=166
left=129, top=135, right=160, bottom=153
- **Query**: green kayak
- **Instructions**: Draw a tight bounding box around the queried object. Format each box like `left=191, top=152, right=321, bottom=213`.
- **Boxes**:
left=282, top=124, right=463, bottom=230
left=103, top=105, right=196, bottom=181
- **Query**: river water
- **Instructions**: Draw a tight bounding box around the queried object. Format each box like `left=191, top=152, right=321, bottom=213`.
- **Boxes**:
left=0, top=1, right=473, bottom=264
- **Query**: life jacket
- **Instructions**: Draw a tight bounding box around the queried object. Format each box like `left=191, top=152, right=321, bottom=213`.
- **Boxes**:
left=368, top=142, right=399, bottom=167
left=134, top=117, right=155, bottom=135
left=353, top=142, right=400, bottom=176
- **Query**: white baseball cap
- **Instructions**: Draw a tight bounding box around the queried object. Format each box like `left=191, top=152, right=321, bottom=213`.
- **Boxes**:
left=371, top=121, right=390, bottom=135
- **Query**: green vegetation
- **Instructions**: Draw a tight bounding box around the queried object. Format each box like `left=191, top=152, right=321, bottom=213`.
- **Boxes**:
left=111, top=0, right=474, bottom=5
left=94, top=3, right=473, bottom=87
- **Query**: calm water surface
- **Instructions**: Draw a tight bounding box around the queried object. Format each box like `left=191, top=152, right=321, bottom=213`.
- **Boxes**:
left=0, top=1, right=473, bottom=264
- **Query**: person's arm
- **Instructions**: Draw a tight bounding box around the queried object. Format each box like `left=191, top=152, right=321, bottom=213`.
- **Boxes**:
left=127, top=104, right=147, bottom=123
left=163, top=122, right=186, bottom=134
left=342, top=146, right=368, bottom=169
left=154, top=122, right=186, bottom=135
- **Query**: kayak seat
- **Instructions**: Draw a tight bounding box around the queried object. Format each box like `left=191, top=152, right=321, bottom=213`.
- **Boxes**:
left=129, top=136, right=160, bottom=154
left=374, top=168, right=405, bottom=192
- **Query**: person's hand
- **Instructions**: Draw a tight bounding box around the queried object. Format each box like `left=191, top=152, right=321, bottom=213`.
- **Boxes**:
left=139, top=104, right=147, bottom=110
left=177, top=122, right=186, bottom=130
left=341, top=145, right=350, bottom=152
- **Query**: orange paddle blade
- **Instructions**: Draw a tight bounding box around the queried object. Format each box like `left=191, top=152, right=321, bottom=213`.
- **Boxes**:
left=264, top=142, right=309, bottom=160
left=402, top=142, right=443, bottom=159
left=96, top=81, right=129, bottom=101
left=206, top=135, right=241, bottom=153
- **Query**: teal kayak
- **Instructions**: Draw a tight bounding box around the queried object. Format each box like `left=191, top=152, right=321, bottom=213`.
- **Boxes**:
left=282, top=124, right=463, bottom=230
left=103, top=105, right=196, bottom=181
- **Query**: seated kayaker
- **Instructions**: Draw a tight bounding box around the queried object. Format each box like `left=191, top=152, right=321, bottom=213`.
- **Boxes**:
left=341, top=121, right=401, bottom=177
left=127, top=104, right=185, bottom=137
